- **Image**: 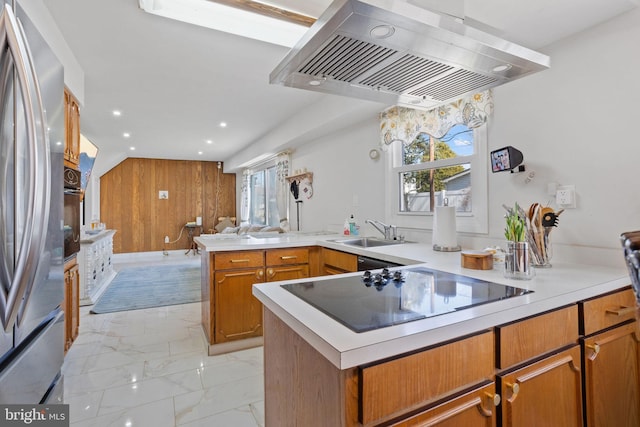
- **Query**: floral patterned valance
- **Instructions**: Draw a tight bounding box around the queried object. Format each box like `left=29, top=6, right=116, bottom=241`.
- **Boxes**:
left=379, top=91, right=494, bottom=146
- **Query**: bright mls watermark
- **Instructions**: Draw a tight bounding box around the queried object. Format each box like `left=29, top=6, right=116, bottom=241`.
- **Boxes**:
left=0, top=405, right=69, bottom=426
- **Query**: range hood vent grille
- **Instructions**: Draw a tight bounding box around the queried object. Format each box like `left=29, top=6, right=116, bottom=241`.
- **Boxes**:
left=410, top=69, right=498, bottom=101
left=361, top=54, right=454, bottom=93
left=271, top=0, right=550, bottom=109
left=298, top=34, right=396, bottom=83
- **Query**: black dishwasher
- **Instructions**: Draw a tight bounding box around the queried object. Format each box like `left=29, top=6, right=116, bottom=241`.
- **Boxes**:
left=357, top=255, right=402, bottom=271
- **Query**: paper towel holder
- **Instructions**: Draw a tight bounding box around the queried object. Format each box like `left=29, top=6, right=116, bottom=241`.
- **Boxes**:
left=433, top=199, right=461, bottom=252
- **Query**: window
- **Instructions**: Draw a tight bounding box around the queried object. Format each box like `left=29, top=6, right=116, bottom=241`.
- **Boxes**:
left=399, top=124, right=474, bottom=213
left=386, top=124, right=488, bottom=234
left=248, top=165, right=279, bottom=227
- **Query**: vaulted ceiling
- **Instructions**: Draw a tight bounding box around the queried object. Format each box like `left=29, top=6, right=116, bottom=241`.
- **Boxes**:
left=43, top=0, right=637, bottom=174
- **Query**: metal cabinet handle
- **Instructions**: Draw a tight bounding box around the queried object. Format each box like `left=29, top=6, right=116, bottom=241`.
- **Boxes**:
left=230, top=259, right=250, bottom=263
left=505, top=381, right=520, bottom=396
left=280, top=255, right=297, bottom=260
left=256, top=270, right=264, bottom=279
left=485, top=392, right=501, bottom=407
left=586, top=343, right=600, bottom=360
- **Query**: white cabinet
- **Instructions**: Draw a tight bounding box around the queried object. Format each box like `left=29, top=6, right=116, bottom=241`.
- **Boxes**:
left=78, top=230, right=117, bottom=305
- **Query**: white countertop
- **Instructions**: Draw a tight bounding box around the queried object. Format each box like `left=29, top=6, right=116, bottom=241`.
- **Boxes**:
left=197, top=232, right=630, bottom=370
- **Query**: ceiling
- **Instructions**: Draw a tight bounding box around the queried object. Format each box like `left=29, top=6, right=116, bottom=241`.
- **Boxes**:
left=43, top=0, right=637, bottom=175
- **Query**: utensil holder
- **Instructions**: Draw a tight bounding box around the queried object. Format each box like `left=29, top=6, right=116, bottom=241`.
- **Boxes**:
left=529, top=227, right=552, bottom=268
left=504, top=241, right=535, bottom=280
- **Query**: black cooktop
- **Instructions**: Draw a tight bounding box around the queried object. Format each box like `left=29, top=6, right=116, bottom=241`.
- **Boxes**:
left=281, top=267, right=532, bottom=333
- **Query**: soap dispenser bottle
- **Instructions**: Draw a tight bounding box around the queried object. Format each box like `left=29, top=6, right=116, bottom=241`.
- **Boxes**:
left=349, top=214, right=358, bottom=235
left=343, top=217, right=350, bottom=235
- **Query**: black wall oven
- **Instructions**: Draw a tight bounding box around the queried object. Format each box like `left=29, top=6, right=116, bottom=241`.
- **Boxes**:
left=64, top=167, right=81, bottom=258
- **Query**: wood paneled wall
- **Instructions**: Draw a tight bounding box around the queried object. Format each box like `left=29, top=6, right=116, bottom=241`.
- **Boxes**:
left=100, top=158, right=235, bottom=253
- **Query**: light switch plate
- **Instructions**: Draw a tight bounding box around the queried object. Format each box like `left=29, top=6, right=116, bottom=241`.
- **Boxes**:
left=159, top=190, right=168, bottom=199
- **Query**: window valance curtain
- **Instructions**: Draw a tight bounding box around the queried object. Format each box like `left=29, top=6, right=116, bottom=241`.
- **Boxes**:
left=379, top=90, right=493, bottom=146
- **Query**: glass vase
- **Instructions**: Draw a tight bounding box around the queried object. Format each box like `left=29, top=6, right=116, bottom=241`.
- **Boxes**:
left=504, top=241, right=535, bottom=280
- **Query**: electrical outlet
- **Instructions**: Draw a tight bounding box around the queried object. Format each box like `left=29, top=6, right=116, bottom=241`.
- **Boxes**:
left=164, top=235, right=170, bottom=243
left=556, top=185, right=576, bottom=208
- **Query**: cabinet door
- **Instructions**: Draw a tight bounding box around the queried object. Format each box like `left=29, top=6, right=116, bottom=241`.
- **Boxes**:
left=63, top=261, right=80, bottom=352
left=214, top=268, right=264, bottom=343
left=390, top=383, right=499, bottom=427
left=64, top=89, right=80, bottom=166
left=498, top=345, right=583, bottom=427
left=266, top=265, right=309, bottom=282
left=582, top=321, right=640, bottom=427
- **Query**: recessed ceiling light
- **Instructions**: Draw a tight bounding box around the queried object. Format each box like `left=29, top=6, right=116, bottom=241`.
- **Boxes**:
left=206, top=140, right=213, bottom=144
left=55, top=141, right=62, bottom=146
left=123, top=132, right=130, bottom=138
left=219, top=122, right=227, bottom=128
left=112, top=110, right=122, bottom=117
left=129, top=146, right=135, bottom=151
left=198, top=151, right=203, bottom=155
left=309, top=80, right=321, bottom=86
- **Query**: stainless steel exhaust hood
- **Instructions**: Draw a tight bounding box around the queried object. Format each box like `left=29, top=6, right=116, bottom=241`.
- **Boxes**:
left=270, top=0, right=550, bottom=109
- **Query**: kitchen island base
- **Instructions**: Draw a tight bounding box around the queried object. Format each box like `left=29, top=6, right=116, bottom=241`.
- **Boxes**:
left=263, top=308, right=359, bottom=426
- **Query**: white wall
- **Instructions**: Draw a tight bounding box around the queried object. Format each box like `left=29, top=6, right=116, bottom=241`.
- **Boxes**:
left=241, top=7, right=640, bottom=268
left=287, top=117, right=386, bottom=234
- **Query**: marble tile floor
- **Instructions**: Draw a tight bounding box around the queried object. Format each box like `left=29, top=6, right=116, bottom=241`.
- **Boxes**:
left=63, top=255, right=265, bottom=426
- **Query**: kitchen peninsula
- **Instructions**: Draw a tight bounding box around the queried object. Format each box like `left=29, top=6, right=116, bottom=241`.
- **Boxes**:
left=246, top=237, right=638, bottom=426
left=195, top=232, right=409, bottom=355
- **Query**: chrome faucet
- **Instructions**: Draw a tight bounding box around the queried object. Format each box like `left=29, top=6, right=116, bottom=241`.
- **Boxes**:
left=365, top=219, right=397, bottom=240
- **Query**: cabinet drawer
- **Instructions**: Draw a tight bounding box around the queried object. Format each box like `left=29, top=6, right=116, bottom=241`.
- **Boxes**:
left=214, top=250, right=264, bottom=270
left=580, top=287, right=637, bottom=336
left=360, top=330, right=494, bottom=425
left=266, top=247, right=309, bottom=266
left=496, top=305, right=578, bottom=369
left=322, top=248, right=357, bottom=273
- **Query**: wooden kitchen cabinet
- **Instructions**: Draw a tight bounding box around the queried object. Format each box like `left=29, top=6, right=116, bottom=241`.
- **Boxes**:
left=212, top=250, right=264, bottom=344
left=64, top=257, right=80, bottom=353
left=495, top=305, right=582, bottom=427
left=497, top=345, right=583, bottom=427
left=266, top=247, right=310, bottom=282
left=360, top=330, right=494, bottom=425
left=64, top=88, right=80, bottom=168
left=390, top=382, right=499, bottom=427
left=580, top=288, right=640, bottom=427
left=322, top=248, right=357, bottom=275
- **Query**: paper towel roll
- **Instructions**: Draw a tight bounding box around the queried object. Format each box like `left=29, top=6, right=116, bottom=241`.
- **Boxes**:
left=433, top=206, right=461, bottom=251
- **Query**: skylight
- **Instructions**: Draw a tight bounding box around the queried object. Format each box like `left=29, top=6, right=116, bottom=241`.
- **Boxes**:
left=138, top=0, right=310, bottom=47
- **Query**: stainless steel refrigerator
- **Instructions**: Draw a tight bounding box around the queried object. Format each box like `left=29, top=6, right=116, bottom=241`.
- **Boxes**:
left=0, top=1, right=65, bottom=404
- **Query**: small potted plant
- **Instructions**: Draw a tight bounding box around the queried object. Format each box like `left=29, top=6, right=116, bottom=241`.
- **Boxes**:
left=504, top=203, right=534, bottom=279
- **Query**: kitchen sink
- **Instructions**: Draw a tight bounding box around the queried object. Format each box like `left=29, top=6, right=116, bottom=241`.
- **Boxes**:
left=332, top=237, right=405, bottom=248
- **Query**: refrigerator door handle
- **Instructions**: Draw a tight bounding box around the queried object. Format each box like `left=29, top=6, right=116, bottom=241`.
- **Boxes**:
left=0, top=4, right=50, bottom=332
